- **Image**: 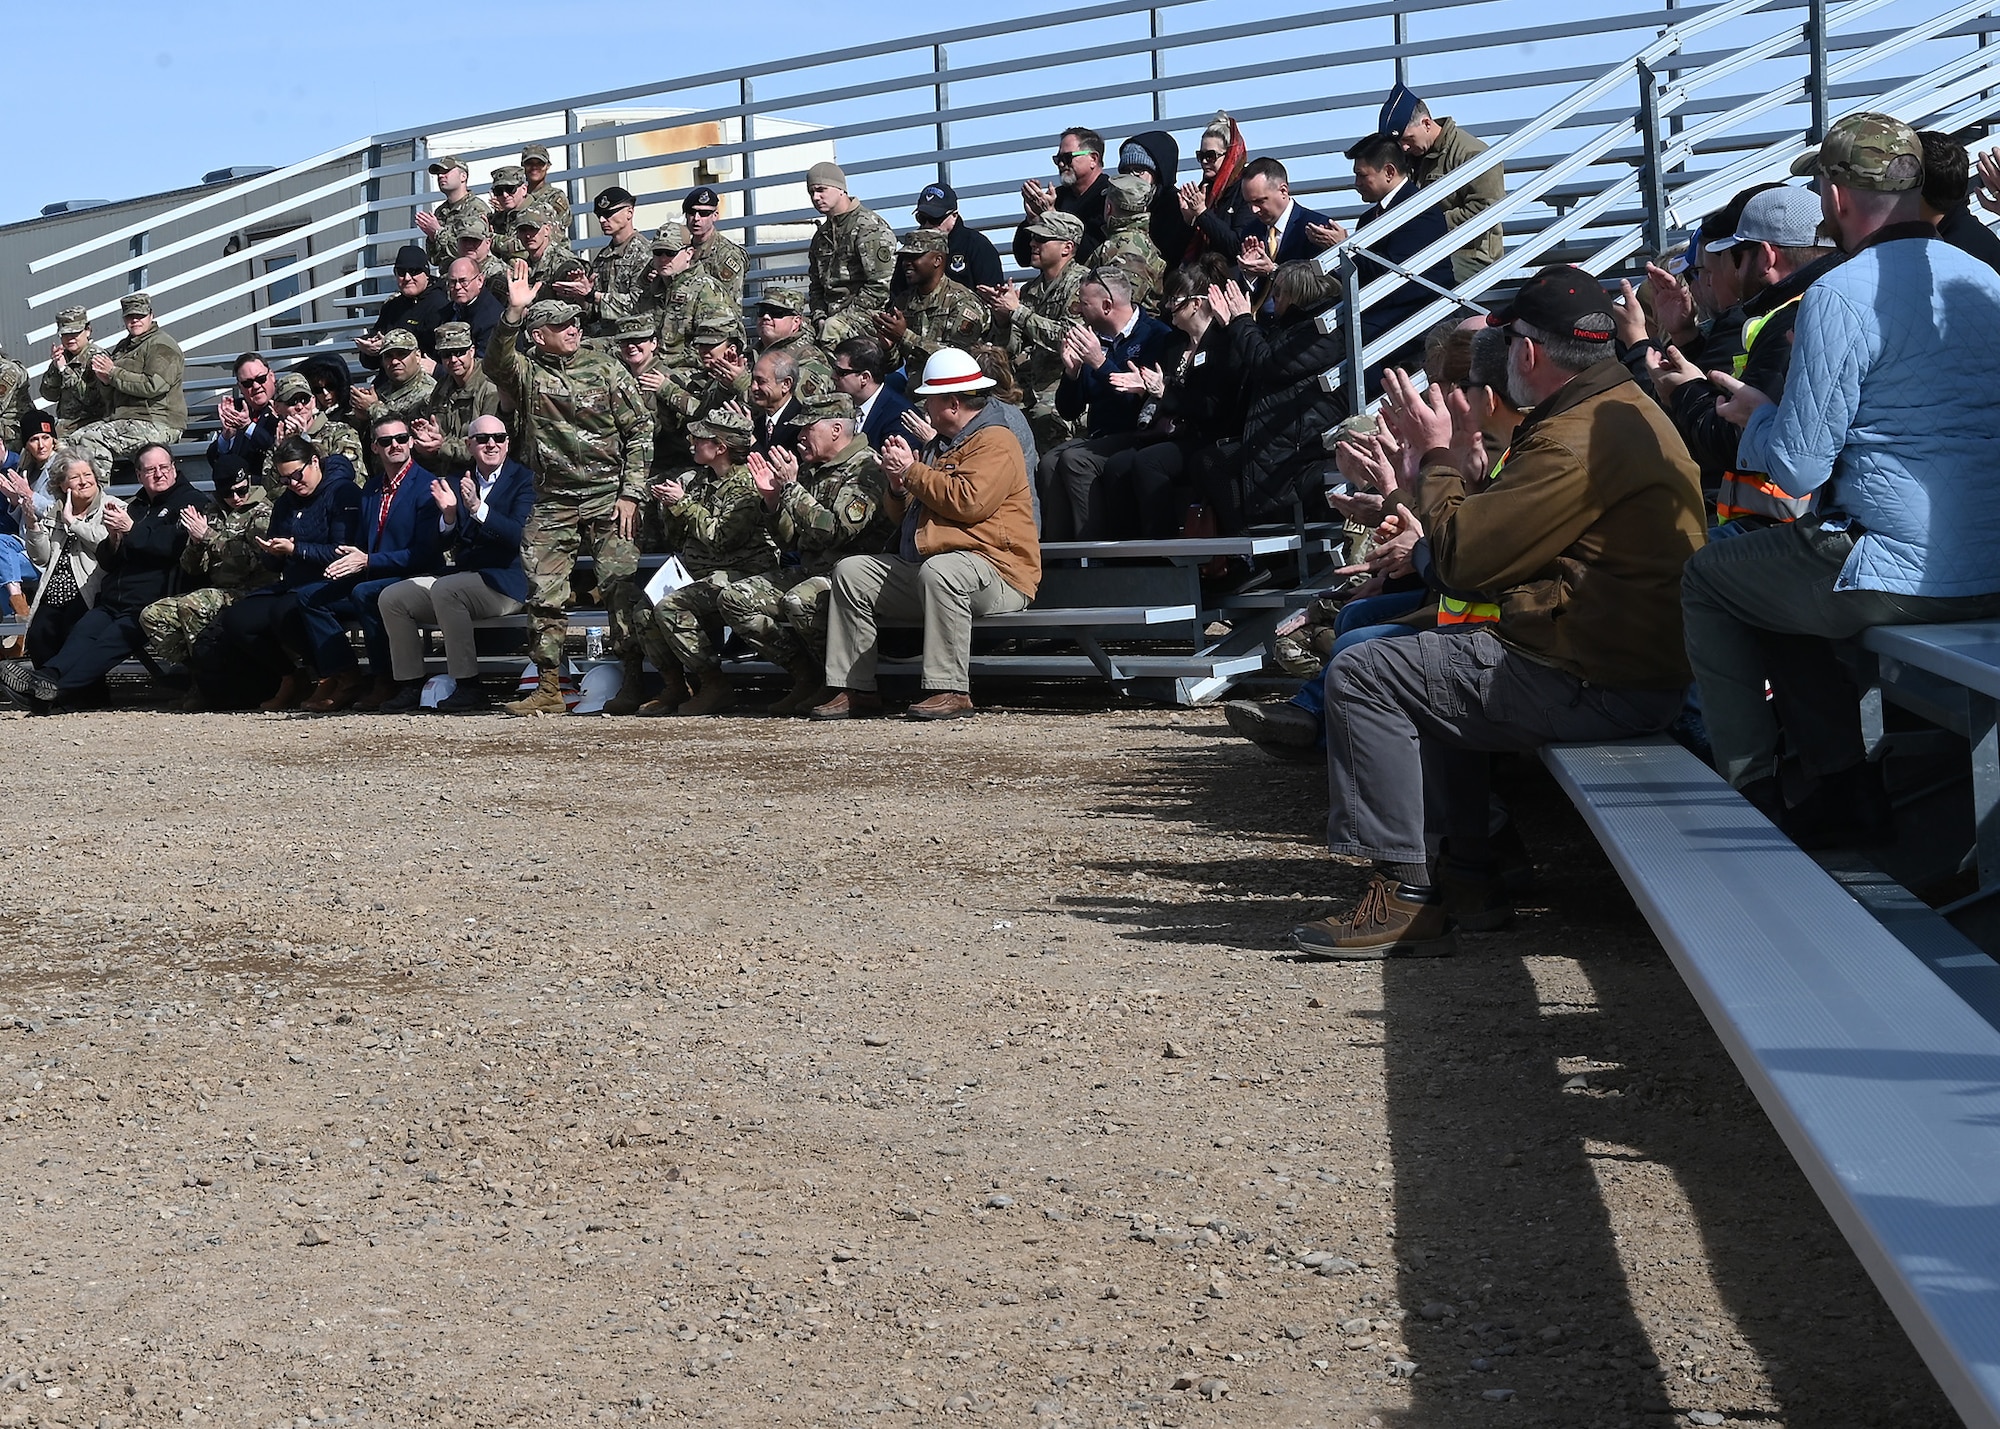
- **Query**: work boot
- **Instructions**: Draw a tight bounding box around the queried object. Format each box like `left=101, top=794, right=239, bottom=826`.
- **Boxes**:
left=766, top=662, right=827, bottom=716
left=600, top=657, right=650, bottom=716
left=378, top=680, right=426, bottom=714
left=353, top=675, right=399, bottom=712
left=504, top=670, right=568, bottom=717
left=302, top=670, right=367, bottom=712
left=809, top=689, right=884, bottom=721
left=635, top=667, right=689, bottom=717
left=1223, top=698, right=1322, bottom=764
left=258, top=673, right=307, bottom=712
left=675, top=670, right=736, bottom=717
left=1289, top=874, right=1457, bottom=961
left=435, top=679, right=492, bottom=714
left=0, top=590, right=29, bottom=659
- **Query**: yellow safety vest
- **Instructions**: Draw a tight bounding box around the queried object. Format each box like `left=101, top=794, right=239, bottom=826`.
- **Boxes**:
left=1436, top=449, right=1506, bottom=626
left=1718, top=295, right=1814, bottom=526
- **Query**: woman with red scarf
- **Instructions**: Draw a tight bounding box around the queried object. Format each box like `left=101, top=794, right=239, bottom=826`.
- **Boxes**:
left=1178, top=112, right=1252, bottom=260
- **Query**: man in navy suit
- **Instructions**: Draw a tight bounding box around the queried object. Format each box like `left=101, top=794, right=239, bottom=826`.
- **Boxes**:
left=1343, top=133, right=1459, bottom=357
left=375, top=414, right=536, bottom=714
left=833, top=336, right=916, bottom=451
left=297, top=411, right=445, bottom=711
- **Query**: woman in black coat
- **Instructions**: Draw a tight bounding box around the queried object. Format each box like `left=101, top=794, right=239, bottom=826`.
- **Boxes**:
left=1212, top=261, right=1348, bottom=528
left=1182, top=112, right=1252, bottom=261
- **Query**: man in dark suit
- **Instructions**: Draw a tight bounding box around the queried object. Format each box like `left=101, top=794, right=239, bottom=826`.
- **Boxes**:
left=376, top=414, right=536, bottom=713
left=297, top=411, right=446, bottom=711
left=1343, top=133, right=1458, bottom=348
left=832, top=336, right=916, bottom=451
left=1235, top=157, right=1335, bottom=312
left=750, top=350, right=806, bottom=458
left=437, top=259, right=505, bottom=357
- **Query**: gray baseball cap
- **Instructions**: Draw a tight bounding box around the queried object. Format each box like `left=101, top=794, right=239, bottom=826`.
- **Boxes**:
left=1706, top=186, right=1834, bottom=253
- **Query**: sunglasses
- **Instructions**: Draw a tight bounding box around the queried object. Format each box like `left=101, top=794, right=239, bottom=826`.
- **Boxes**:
left=282, top=393, right=315, bottom=406
left=831, top=365, right=860, bottom=378
left=469, top=432, right=508, bottom=444
left=240, top=372, right=272, bottom=386
left=1052, top=148, right=1096, bottom=166
left=685, top=207, right=717, bottom=217
left=373, top=434, right=412, bottom=448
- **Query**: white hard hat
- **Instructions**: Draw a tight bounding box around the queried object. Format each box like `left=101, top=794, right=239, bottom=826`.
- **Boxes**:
left=419, top=673, right=458, bottom=709
left=912, top=347, right=996, bottom=396
left=572, top=661, right=624, bottom=715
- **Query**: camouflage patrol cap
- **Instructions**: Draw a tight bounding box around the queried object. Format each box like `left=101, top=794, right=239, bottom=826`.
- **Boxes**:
left=432, top=321, right=475, bottom=353
left=427, top=154, right=467, bottom=176
left=524, top=298, right=583, bottom=330
left=120, top=292, right=154, bottom=317
left=1024, top=210, right=1085, bottom=243
left=275, top=373, right=314, bottom=403
left=798, top=390, right=856, bottom=425
left=687, top=406, right=755, bottom=448
left=521, top=144, right=552, bottom=165
left=513, top=198, right=559, bottom=232
left=691, top=318, right=741, bottom=347
left=652, top=221, right=692, bottom=254
left=897, top=228, right=949, bottom=257
left=490, top=164, right=527, bottom=189
left=757, top=285, right=806, bottom=315
left=614, top=316, right=658, bottom=343
left=1789, top=111, right=1922, bottom=192
left=378, top=326, right=421, bottom=354
left=455, top=213, right=493, bottom=243
left=56, top=306, right=90, bottom=335
left=1330, top=412, right=1380, bottom=444
left=1108, top=173, right=1154, bottom=215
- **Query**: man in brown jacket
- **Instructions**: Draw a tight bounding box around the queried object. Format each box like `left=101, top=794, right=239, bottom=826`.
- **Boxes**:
left=813, top=348, right=1040, bottom=721
left=1292, top=268, right=1705, bottom=959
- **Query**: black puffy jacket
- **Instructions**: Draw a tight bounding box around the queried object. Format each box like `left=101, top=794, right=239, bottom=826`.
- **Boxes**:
left=1224, top=303, right=1348, bottom=526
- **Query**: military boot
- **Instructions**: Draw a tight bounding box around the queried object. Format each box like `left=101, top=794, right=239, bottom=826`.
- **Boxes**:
left=675, top=670, right=736, bottom=717
left=600, top=657, right=650, bottom=716
left=0, top=589, right=30, bottom=660
left=766, top=661, right=827, bottom=716
left=504, top=669, right=568, bottom=717
left=635, top=666, right=689, bottom=717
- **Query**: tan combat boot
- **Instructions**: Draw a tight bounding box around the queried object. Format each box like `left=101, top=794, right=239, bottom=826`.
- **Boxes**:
left=635, top=667, right=689, bottom=717
left=599, top=656, right=649, bottom=716
left=766, top=661, right=827, bottom=716
left=674, top=670, right=736, bottom=717
left=504, top=669, right=568, bottom=717
left=0, top=589, right=30, bottom=659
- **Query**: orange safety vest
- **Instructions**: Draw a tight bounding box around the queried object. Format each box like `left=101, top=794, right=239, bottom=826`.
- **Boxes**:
left=1716, top=296, right=1815, bottom=526
left=1436, top=449, right=1506, bottom=626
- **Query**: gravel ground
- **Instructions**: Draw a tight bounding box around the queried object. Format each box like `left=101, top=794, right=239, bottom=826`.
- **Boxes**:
left=0, top=696, right=1960, bottom=1428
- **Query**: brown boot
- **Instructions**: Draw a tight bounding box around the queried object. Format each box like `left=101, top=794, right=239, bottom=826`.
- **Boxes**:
left=352, top=675, right=398, bottom=712
left=766, top=662, right=827, bottom=716
left=599, top=657, right=650, bottom=716
left=1288, top=873, right=1457, bottom=961
left=302, top=670, right=368, bottom=713
left=504, top=669, right=568, bottom=717
left=258, top=673, right=307, bottom=712
left=0, top=589, right=29, bottom=660
left=635, top=667, right=689, bottom=717
left=808, top=689, right=884, bottom=721
left=674, top=670, right=736, bottom=717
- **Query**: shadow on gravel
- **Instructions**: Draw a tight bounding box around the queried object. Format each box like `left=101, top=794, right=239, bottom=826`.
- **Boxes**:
left=1060, top=729, right=1961, bottom=1427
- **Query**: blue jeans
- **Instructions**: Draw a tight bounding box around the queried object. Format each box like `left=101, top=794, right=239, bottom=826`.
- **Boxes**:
left=1288, top=589, right=1431, bottom=747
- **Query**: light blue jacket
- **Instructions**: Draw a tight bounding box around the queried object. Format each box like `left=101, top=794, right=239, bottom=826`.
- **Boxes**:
left=1737, top=231, right=2000, bottom=596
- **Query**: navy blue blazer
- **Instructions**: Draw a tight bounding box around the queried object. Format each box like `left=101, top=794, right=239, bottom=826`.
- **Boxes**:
left=1235, top=199, right=1335, bottom=266
left=860, top=385, right=916, bottom=451
left=1354, top=181, right=1456, bottom=341
left=443, top=458, right=536, bottom=602
left=266, top=461, right=364, bottom=589
left=360, top=459, right=446, bottom=579
left=1055, top=312, right=1178, bottom=437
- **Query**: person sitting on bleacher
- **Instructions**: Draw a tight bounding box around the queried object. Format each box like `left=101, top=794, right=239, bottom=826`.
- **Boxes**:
left=1290, top=268, right=1705, bottom=959
left=1687, top=113, right=2000, bottom=846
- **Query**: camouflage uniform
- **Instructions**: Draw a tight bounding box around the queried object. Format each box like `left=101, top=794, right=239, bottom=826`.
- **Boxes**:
left=68, top=301, right=187, bottom=473
left=891, top=279, right=989, bottom=383
left=584, top=233, right=654, bottom=339
left=37, top=314, right=109, bottom=435
left=363, top=367, right=439, bottom=425
left=994, top=253, right=1086, bottom=449
left=486, top=300, right=654, bottom=671
left=632, top=242, right=740, bottom=376
left=756, top=294, right=835, bottom=400
left=300, top=410, right=366, bottom=481
left=138, top=488, right=276, bottom=665
left=646, top=441, right=779, bottom=675
left=690, top=233, right=747, bottom=304
left=428, top=193, right=494, bottom=271
left=0, top=355, right=37, bottom=450
left=717, top=426, right=893, bottom=673
left=430, top=363, right=504, bottom=477
left=808, top=202, right=897, bottom=347
left=1095, top=176, right=1166, bottom=311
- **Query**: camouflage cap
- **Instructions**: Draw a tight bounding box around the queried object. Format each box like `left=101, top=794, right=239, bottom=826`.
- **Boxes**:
left=798, top=390, right=856, bottom=425
left=120, top=292, right=154, bottom=317
left=513, top=197, right=559, bottom=231
left=378, top=326, right=421, bottom=354
left=757, top=284, right=806, bottom=316
left=56, top=306, right=90, bottom=335
left=652, top=221, right=692, bottom=254
left=427, top=154, right=467, bottom=176
left=490, top=164, right=527, bottom=188
left=687, top=406, right=755, bottom=447
left=1789, top=111, right=1922, bottom=192
left=547, top=256, right=589, bottom=285
left=897, top=227, right=949, bottom=257
left=432, top=321, right=475, bottom=353
left=455, top=213, right=493, bottom=242
left=1108, top=173, right=1155, bottom=215
left=614, top=316, right=658, bottom=342
left=691, top=317, right=741, bottom=346
left=275, top=372, right=314, bottom=403
left=521, top=144, right=552, bottom=165
left=1024, top=210, right=1085, bottom=243
left=524, top=298, right=583, bottom=329
left=1330, top=412, right=1380, bottom=444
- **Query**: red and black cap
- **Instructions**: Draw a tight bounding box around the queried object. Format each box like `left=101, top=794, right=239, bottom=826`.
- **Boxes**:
left=1485, top=265, right=1616, bottom=342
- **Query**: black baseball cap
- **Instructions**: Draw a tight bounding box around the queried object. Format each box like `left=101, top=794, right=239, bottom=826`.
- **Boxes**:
left=1485, top=265, right=1616, bottom=341
left=914, top=182, right=957, bottom=221
left=683, top=186, right=719, bottom=213
left=593, top=186, right=636, bottom=217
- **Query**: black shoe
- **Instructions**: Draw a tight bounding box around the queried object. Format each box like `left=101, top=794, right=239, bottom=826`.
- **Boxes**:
left=29, top=672, right=59, bottom=706
left=378, top=681, right=426, bottom=714
left=1737, top=774, right=1785, bottom=824
left=435, top=681, right=492, bottom=714
left=0, top=660, right=33, bottom=702
left=1436, top=861, right=1513, bottom=932
left=1783, top=761, right=1893, bottom=850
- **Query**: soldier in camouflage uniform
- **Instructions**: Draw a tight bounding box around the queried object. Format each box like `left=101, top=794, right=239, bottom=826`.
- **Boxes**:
left=637, top=406, right=778, bottom=717
left=752, top=286, right=834, bottom=400
left=981, top=210, right=1087, bottom=449
left=271, top=373, right=366, bottom=485
left=653, top=321, right=753, bottom=482
left=611, top=319, right=674, bottom=478
left=68, top=293, right=187, bottom=474
left=411, top=323, right=501, bottom=478
left=417, top=155, right=493, bottom=272
left=563, top=187, right=653, bottom=341
left=509, top=199, right=582, bottom=307
left=486, top=165, right=532, bottom=263
left=1093, top=174, right=1166, bottom=311
left=452, top=219, right=511, bottom=301
left=38, top=307, right=109, bottom=437
left=485, top=271, right=653, bottom=716
left=138, top=457, right=275, bottom=706
left=352, top=329, right=438, bottom=424
left=878, top=228, right=989, bottom=383
left=631, top=223, right=738, bottom=375
left=804, top=162, right=897, bottom=347
left=521, top=145, right=572, bottom=234
left=682, top=186, right=746, bottom=304
left=0, top=349, right=36, bottom=452
left=720, top=390, right=894, bottom=713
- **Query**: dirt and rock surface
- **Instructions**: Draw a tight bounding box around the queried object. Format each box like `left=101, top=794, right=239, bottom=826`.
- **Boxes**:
left=0, top=696, right=1959, bottom=1428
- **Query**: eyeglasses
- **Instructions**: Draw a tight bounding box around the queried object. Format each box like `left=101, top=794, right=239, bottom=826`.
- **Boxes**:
left=373, top=433, right=412, bottom=448
left=1502, top=326, right=1535, bottom=348
left=470, top=432, right=508, bottom=445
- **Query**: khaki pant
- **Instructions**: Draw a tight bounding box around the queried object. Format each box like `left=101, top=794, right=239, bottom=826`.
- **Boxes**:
left=824, top=551, right=1030, bottom=694
left=378, top=572, right=523, bottom=681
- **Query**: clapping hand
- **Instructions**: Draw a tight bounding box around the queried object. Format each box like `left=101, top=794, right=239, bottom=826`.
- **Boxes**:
left=431, top=476, right=459, bottom=520
left=871, top=308, right=909, bottom=345
left=1107, top=363, right=1163, bottom=397
left=1378, top=367, right=1454, bottom=462
left=1648, top=343, right=1705, bottom=401
left=879, top=435, right=914, bottom=495
left=1177, top=181, right=1206, bottom=221
left=1304, top=219, right=1347, bottom=250
left=413, top=209, right=441, bottom=238
left=703, top=346, right=747, bottom=383
left=898, top=409, right=936, bottom=445
left=637, top=369, right=665, bottom=394
left=1021, top=179, right=1056, bottom=216
left=1979, top=149, right=2000, bottom=216
left=1645, top=262, right=1697, bottom=344
left=1060, top=324, right=1105, bottom=377
left=651, top=478, right=686, bottom=506
left=1613, top=279, right=1651, bottom=349
left=89, top=352, right=115, bottom=383
left=1236, top=235, right=1275, bottom=278
left=101, top=499, right=132, bottom=536
left=410, top=415, right=444, bottom=458
left=1205, top=281, right=1252, bottom=322
left=325, top=544, right=370, bottom=579
left=977, top=281, right=1020, bottom=315
left=178, top=506, right=211, bottom=542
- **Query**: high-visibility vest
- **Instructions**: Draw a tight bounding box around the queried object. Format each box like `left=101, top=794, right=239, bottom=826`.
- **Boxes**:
left=1436, top=449, right=1505, bottom=626
left=1717, top=296, right=1815, bottom=526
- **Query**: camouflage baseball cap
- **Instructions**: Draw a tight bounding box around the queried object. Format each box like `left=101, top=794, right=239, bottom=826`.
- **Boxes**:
left=275, top=373, right=314, bottom=403
left=652, top=221, right=692, bottom=254
left=524, top=298, right=582, bottom=329
left=427, top=154, right=466, bottom=176
left=120, top=292, right=154, bottom=317
left=687, top=406, right=755, bottom=447
left=378, top=326, right=421, bottom=354
left=799, top=390, right=856, bottom=424
left=490, top=164, right=527, bottom=188
left=455, top=213, right=493, bottom=242
left=432, top=321, right=474, bottom=353
left=757, top=284, right=806, bottom=315
left=897, top=228, right=949, bottom=257
left=614, top=316, right=658, bottom=342
left=1024, top=210, right=1085, bottom=243
left=56, top=306, right=90, bottom=335
left=513, top=198, right=559, bottom=231
left=691, top=317, right=741, bottom=346
left=522, top=144, right=552, bottom=165
left=1789, top=111, right=1922, bottom=192
left=1108, top=173, right=1154, bottom=215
